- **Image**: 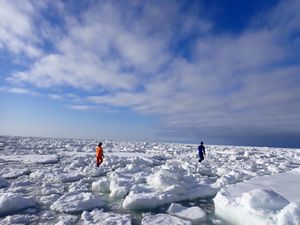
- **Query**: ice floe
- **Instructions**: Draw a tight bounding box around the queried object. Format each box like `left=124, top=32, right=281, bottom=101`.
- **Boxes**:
left=81, top=209, right=132, bottom=225
left=0, top=193, right=35, bottom=216
left=167, top=203, right=207, bottom=223
left=214, top=170, right=300, bottom=225
left=141, top=213, right=192, bottom=225
left=50, top=191, right=105, bottom=213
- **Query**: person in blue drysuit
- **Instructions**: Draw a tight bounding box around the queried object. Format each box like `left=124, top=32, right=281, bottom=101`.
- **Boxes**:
left=198, top=141, right=206, bottom=162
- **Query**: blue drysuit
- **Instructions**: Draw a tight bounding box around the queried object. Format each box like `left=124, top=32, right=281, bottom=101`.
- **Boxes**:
left=198, top=144, right=205, bottom=162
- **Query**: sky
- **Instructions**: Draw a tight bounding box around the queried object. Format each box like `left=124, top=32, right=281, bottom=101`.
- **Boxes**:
left=0, top=0, right=300, bottom=148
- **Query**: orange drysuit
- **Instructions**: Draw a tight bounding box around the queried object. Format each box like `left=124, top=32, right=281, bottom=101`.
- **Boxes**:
left=96, top=146, right=103, bottom=167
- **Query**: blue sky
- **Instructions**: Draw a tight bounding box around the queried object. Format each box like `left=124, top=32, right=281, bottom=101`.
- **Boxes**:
left=1, top=0, right=300, bottom=147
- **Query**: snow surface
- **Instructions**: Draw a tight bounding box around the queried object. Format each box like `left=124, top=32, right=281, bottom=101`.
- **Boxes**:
left=0, top=136, right=300, bottom=224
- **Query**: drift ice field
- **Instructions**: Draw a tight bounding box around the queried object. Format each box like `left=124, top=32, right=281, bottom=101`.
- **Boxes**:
left=0, top=136, right=300, bottom=225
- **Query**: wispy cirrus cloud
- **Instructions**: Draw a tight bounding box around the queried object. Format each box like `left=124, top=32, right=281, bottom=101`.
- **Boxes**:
left=65, top=104, right=95, bottom=111
left=84, top=0, right=300, bottom=145
left=7, top=0, right=210, bottom=91
left=0, top=87, right=40, bottom=96
left=0, top=0, right=46, bottom=58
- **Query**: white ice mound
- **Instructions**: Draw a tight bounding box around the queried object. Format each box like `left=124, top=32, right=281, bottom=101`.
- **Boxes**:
left=50, top=191, right=105, bottom=213
left=81, top=209, right=132, bottom=225
left=92, top=178, right=110, bottom=193
left=146, top=164, right=196, bottom=190
left=240, top=189, right=289, bottom=212
left=167, top=203, right=206, bottom=223
left=214, top=170, right=300, bottom=225
left=109, top=172, right=132, bottom=199
left=141, top=213, right=192, bottom=225
left=123, top=164, right=217, bottom=210
left=0, top=193, right=35, bottom=216
left=215, top=188, right=291, bottom=225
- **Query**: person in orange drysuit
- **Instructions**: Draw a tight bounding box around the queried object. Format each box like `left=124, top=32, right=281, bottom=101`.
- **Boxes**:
left=96, top=142, right=104, bottom=167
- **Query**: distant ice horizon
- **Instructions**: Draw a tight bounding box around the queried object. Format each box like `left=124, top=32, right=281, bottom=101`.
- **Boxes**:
left=1, top=134, right=299, bottom=150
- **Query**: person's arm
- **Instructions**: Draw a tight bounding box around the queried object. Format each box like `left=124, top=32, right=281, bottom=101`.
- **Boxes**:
left=203, top=146, right=206, bottom=155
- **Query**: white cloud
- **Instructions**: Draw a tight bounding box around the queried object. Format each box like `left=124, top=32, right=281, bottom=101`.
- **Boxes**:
left=0, top=0, right=45, bottom=57
left=65, top=104, right=95, bottom=111
left=48, top=94, right=63, bottom=100
left=84, top=0, right=300, bottom=143
left=0, top=87, right=40, bottom=96
left=48, top=93, right=82, bottom=102
left=8, top=0, right=211, bottom=91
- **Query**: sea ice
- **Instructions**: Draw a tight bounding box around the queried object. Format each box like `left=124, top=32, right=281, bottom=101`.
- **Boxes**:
left=141, top=213, right=192, bottom=225
left=68, top=180, right=90, bottom=192
left=240, top=189, right=289, bottom=211
left=55, top=214, right=78, bottom=225
left=0, top=154, right=58, bottom=164
left=276, top=202, right=300, bottom=225
left=0, top=193, right=35, bottom=216
left=91, top=177, right=110, bottom=193
left=39, top=194, right=61, bottom=205
left=123, top=163, right=217, bottom=210
left=167, top=203, right=207, bottom=223
left=1, top=168, right=31, bottom=179
left=214, top=170, right=300, bottom=225
left=57, top=173, right=83, bottom=183
left=0, top=177, right=9, bottom=188
left=81, top=209, right=132, bottom=225
left=109, top=172, right=133, bottom=199
left=40, top=183, right=65, bottom=196
left=50, top=191, right=105, bottom=213
left=1, top=136, right=300, bottom=224
left=0, top=214, right=36, bottom=225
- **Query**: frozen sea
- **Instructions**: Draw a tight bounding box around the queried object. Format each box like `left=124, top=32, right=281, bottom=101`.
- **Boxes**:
left=0, top=136, right=300, bottom=225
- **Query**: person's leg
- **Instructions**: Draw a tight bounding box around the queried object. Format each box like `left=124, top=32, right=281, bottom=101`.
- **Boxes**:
left=96, top=157, right=100, bottom=167
left=199, top=153, right=204, bottom=162
left=99, top=157, right=103, bottom=165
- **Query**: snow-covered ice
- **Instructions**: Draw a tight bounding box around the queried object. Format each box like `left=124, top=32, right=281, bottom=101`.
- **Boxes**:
left=0, top=193, right=35, bottom=216
left=0, top=135, right=300, bottom=224
left=81, top=209, right=132, bottom=225
left=141, top=213, right=193, bottom=225
left=0, top=154, right=58, bottom=164
left=214, top=169, right=300, bottom=225
left=50, top=191, right=105, bottom=213
left=123, top=163, right=217, bottom=210
left=167, top=203, right=207, bottom=223
left=0, top=177, right=9, bottom=188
